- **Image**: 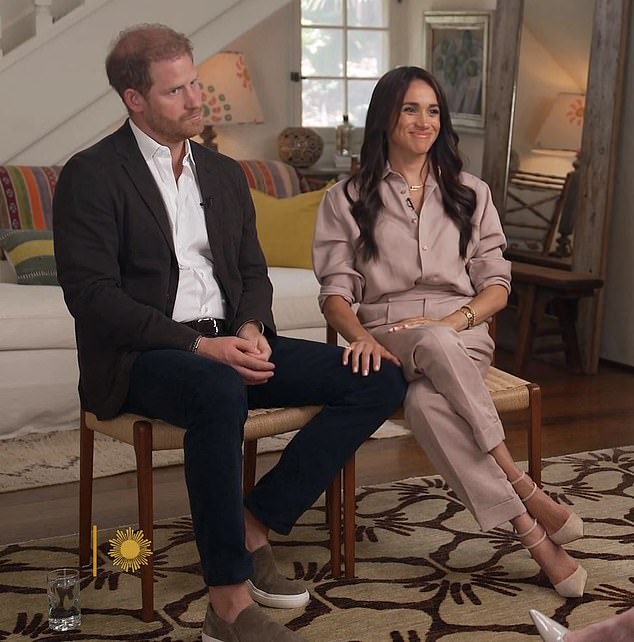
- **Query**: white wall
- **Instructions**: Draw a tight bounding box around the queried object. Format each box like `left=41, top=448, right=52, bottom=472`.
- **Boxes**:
left=212, top=3, right=295, bottom=161
left=0, top=0, right=291, bottom=165
left=405, top=0, right=497, bottom=176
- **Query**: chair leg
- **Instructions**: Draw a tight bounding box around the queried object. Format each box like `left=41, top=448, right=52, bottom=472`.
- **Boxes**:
left=328, top=470, right=342, bottom=578
left=514, top=284, right=537, bottom=374
left=527, top=384, right=542, bottom=487
left=343, top=456, right=356, bottom=579
left=79, top=411, right=94, bottom=568
left=553, top=298, right=583, bottom=372
left=243, top=439, right=258, bottom=495
left=133, top=420, right=155, bottom=623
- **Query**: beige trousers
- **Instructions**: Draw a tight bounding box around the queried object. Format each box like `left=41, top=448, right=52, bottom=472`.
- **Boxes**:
left=371, top=304, right=525, bottom=532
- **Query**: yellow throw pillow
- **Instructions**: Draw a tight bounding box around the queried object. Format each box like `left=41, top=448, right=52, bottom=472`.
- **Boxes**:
left=251, top=182, right=334, bottom=269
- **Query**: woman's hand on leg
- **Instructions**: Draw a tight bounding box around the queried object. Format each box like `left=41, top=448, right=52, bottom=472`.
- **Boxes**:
left=343, top=339, right=401, bottom=375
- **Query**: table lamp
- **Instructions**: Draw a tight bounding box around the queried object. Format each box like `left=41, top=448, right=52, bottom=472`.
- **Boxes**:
left=534, top=92, right=585, bottom=153
left=197, top=51, right=264, bottom=150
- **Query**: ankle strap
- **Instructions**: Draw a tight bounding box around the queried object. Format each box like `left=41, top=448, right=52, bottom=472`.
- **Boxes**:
left=516, top=517, right=539, bottom=539
left=524, top=530, right=548, bottom=551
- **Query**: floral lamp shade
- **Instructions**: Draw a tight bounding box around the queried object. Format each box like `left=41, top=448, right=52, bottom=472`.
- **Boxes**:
left=534, top=92, right=585, bottom=152
left=197, top=52, right=263, bottom=149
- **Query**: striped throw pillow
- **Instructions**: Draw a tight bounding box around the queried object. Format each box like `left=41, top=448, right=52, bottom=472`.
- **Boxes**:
left=0, top=229, right=57, bottom=285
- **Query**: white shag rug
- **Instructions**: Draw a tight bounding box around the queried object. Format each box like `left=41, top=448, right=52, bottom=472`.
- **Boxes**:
left=0, top=420, right=409, bottom=493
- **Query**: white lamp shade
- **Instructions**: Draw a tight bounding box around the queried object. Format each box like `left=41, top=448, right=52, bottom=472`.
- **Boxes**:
left=534, top=92, right=585, bottom=152
left=198, top=52, right=264, bottom=126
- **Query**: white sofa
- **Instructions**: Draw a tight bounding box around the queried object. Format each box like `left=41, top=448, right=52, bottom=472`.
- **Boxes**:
left=0, top=259, right=326, bottom=440
left=0, top=160, right=328, bottom=440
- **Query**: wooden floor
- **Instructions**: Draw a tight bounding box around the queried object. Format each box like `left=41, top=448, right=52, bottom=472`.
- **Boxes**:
left=2, top=350, right=634, bottom=546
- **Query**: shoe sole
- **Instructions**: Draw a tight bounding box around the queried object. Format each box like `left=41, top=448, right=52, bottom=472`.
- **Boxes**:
left=246, top=579, right=310, bottom=609
left=202, top=633, right=223, bottom=642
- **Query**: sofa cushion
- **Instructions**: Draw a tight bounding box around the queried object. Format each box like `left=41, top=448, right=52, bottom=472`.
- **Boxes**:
left=269, top=267, right=325, bottom=332
left=0, top=284, right=75, bottom=350
left=0, top=229, right=58, bottom=285
left=252, top=183, right=331, bottom=269
left=0, top=166, right=61, bottom=230
left=0, top=269, right=324, bottom=351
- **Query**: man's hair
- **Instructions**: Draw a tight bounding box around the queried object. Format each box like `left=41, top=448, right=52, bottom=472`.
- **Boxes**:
left=105, top=24, right=194, bottom=97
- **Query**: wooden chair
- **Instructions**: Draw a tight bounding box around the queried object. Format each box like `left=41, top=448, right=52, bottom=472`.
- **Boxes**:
left=326, top=324, right=542, bottom=579
left=510, top=261, right=603, bottom=374
left=79, top=405, right=349, bottom=622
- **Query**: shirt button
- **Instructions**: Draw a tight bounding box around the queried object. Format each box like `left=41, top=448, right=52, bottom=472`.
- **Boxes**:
left=401, top=189, right=406, bottom=195
left=411, top=218, right=417, bottom=223
left=422, top=245, right=429, bottom=251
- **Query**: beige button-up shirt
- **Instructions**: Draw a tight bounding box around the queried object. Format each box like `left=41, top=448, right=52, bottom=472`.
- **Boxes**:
left=313, top=167, right=511, bottom=328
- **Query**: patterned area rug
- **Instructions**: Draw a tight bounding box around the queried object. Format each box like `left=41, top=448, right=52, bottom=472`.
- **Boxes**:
left=0, top=420, right=409, bottom=492
left=1, top=446, right=633, bottom=641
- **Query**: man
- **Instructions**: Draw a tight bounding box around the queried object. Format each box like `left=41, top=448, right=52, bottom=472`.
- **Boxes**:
left=53, top=24, right=405, bottom=642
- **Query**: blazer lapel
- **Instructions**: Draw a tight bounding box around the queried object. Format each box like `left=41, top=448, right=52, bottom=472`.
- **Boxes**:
left=192, top=145, right=226, bottom=271
left=114, top=123, right=175, bottom=254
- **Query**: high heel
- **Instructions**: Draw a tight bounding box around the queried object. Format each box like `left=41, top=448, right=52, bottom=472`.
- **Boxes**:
left=517, top=519, right=588, bottom=598
left=529, top=609, right=569, bottom=641
left=549, top=513, right=584, bottom=546
left=510, top=472, right=584, bottom=545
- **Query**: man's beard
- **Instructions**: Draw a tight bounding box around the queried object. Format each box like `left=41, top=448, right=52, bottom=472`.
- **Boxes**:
left=149, top=110, right=203, bottom=143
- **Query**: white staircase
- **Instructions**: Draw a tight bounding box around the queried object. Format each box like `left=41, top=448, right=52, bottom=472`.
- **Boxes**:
left=0, top=0, right=291, bottom=165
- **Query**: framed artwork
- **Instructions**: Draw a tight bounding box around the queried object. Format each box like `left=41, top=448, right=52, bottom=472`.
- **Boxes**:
left=423, top=11, right=491, bottom=129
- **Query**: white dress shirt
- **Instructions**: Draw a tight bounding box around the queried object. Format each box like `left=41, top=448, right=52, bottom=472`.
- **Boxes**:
left=130, top=120, right=225, bottom=322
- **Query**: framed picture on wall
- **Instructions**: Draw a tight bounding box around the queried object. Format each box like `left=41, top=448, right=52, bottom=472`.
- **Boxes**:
left=423, top=11, right=491, bottom=129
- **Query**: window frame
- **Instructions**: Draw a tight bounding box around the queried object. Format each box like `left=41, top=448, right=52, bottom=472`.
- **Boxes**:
left=294, top=0, right=393, bottom=130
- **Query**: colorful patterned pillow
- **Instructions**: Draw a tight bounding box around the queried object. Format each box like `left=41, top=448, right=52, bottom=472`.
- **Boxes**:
left=239, top=160, right=310, bottom=198
left=0, top=166, right=61, bottom=231
left=0, top=229, right=57, bottom=285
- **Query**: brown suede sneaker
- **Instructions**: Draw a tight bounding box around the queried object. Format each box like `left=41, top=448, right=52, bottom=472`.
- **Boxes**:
left=201, top=603, right=307, bottom=642
left=246, top=543, right=310, bottom=609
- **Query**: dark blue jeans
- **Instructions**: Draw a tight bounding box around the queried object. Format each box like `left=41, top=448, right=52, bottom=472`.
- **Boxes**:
left=124, top=335, right=405, bottom=586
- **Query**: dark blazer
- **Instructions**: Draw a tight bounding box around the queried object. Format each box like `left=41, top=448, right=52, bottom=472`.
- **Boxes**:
left=53, top=121, right=275, bottom=419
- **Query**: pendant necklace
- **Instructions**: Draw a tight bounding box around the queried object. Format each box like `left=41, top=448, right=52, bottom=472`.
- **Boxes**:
left=408, top=159, right=429, bottom=192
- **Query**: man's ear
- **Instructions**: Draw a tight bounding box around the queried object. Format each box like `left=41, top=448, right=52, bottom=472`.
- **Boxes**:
left=123, top=88, right=144, bottom=114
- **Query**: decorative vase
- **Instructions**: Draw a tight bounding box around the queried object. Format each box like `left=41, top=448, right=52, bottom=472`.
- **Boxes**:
left=277, top=127, right=324, bottom=168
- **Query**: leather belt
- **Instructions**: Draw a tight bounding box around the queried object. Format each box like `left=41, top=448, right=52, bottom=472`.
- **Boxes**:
left=182, top=317, right=227, bottom=337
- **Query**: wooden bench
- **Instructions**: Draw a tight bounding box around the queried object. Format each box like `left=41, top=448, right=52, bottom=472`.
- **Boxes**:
left=511, top=261, right=604, bottom=374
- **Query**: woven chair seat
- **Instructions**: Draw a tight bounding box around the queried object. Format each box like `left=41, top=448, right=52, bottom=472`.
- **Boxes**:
left=387, top=366, right=531, bottom=422
left=485, top=366, right=531, bottom=413
left=84, top=406, right=322, bottom=451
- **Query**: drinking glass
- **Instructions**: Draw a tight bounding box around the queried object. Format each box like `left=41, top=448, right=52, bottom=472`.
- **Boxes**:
left=47, top=568, right=81, bottom=631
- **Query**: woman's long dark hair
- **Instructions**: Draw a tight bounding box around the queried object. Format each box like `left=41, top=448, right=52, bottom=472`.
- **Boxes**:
left=345, top=66, right=476, bottom=261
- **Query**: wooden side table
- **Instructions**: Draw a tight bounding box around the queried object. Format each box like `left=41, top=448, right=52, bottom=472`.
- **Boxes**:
left=511, top=261, right=604, bottom=373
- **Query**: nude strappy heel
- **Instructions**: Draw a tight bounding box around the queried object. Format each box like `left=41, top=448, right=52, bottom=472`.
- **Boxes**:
left=517, top=518, right=587, bottom=598
left=511, top=472, right=584, bottom=545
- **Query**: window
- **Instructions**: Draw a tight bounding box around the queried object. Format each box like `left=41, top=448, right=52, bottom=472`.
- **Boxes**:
left=300, top=0, right=390, bottom=127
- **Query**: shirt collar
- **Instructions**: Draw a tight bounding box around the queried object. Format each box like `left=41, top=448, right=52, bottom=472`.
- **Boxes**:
left=383, top=160, right=438, bottom=188
left=129, top=118, right=195, bottom=168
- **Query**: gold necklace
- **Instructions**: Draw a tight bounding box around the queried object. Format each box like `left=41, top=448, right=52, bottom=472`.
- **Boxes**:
left=408, top=159, right=429, bottom=192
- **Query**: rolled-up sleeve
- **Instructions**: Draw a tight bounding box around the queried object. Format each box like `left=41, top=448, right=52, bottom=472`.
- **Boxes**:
left=466, top=183, right=512, bottom=294
left=313, top=186, right=365, bottom=309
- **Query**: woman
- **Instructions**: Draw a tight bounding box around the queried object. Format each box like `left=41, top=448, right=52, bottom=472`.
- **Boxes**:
left=313, top=66, right=586, bottom=597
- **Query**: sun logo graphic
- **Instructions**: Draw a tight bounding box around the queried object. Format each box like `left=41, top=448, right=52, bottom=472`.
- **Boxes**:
left=108, top=527, right=153, bottom=572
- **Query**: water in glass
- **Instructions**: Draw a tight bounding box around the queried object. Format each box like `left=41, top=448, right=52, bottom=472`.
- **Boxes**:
left=47, top=568, right=81, bottom=631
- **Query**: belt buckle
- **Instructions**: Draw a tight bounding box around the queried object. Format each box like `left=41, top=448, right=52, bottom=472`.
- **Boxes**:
left=199, top=317, right=219, bottom=335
